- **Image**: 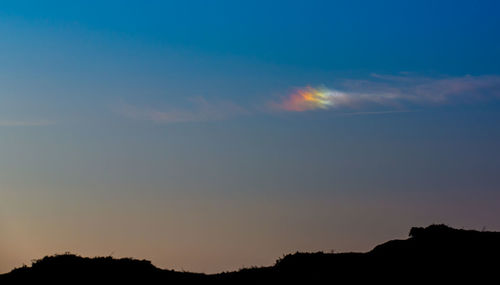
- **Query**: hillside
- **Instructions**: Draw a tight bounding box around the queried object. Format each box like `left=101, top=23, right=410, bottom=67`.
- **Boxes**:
left=1, top=224, right=499, bottom=284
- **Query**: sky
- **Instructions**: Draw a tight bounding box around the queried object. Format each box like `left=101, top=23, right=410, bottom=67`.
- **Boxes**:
left=1, top=0, right=500, bottom=273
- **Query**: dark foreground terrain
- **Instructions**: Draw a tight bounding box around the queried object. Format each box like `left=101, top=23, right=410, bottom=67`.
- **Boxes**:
left=1, top=224, right=499, bottom=284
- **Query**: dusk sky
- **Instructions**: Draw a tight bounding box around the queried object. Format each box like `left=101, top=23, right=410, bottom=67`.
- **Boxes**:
left=1, top=0, right=500, bottom=273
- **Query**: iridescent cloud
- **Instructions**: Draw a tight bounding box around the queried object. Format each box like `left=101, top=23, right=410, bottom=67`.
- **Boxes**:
left=117, top=75, right=500, bottom=122
left=277, top=86, right=350, bottom=111
left=272, top=75, right=500, bottom=112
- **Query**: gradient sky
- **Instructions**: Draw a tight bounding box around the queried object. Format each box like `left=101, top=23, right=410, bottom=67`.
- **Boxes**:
left=1, top=0, right=500, bottom=273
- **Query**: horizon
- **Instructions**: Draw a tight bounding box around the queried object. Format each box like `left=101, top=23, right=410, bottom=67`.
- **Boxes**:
left=1, top=0, right=500, bottom=274
left=3, top=223, right=497, bottom=274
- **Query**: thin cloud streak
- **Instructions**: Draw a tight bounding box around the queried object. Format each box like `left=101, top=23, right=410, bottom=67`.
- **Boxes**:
left=0, top=120, right=54, bottom=127
left=271, top=75, right=500, bottom=112
left=338, top=110, right=419, bottom=116
left=116, top=97, right=249, bottom=124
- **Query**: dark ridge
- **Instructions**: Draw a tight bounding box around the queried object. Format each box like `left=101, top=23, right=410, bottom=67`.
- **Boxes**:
left=2, top=224, right=500, bottom=284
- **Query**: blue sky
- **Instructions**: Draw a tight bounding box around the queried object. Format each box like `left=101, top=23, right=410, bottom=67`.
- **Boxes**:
left=1, top=0, right=500, bottom=273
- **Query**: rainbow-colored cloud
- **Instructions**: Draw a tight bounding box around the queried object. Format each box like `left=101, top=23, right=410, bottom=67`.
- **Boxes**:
left=273, top=75, right=500, bottom=113
left=276, top=86, right=349, bottom=111
left=117, top=75, right=500, bottom=122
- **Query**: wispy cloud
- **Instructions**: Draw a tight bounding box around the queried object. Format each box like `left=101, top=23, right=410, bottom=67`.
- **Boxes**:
left=116, top=97, right=249, bottom=124
left=117, top=74, right=500, bottom=124
left=271, top=74, right=500, bottom=112
left=0, top=120, right=54, bottom=127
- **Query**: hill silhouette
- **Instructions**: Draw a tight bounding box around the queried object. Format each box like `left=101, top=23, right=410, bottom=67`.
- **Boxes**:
left=1, top=224, right=499, bottom=284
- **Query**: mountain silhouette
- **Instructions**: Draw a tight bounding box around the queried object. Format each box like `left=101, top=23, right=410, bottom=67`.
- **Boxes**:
left=1, top=224, right=499, bottom=284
